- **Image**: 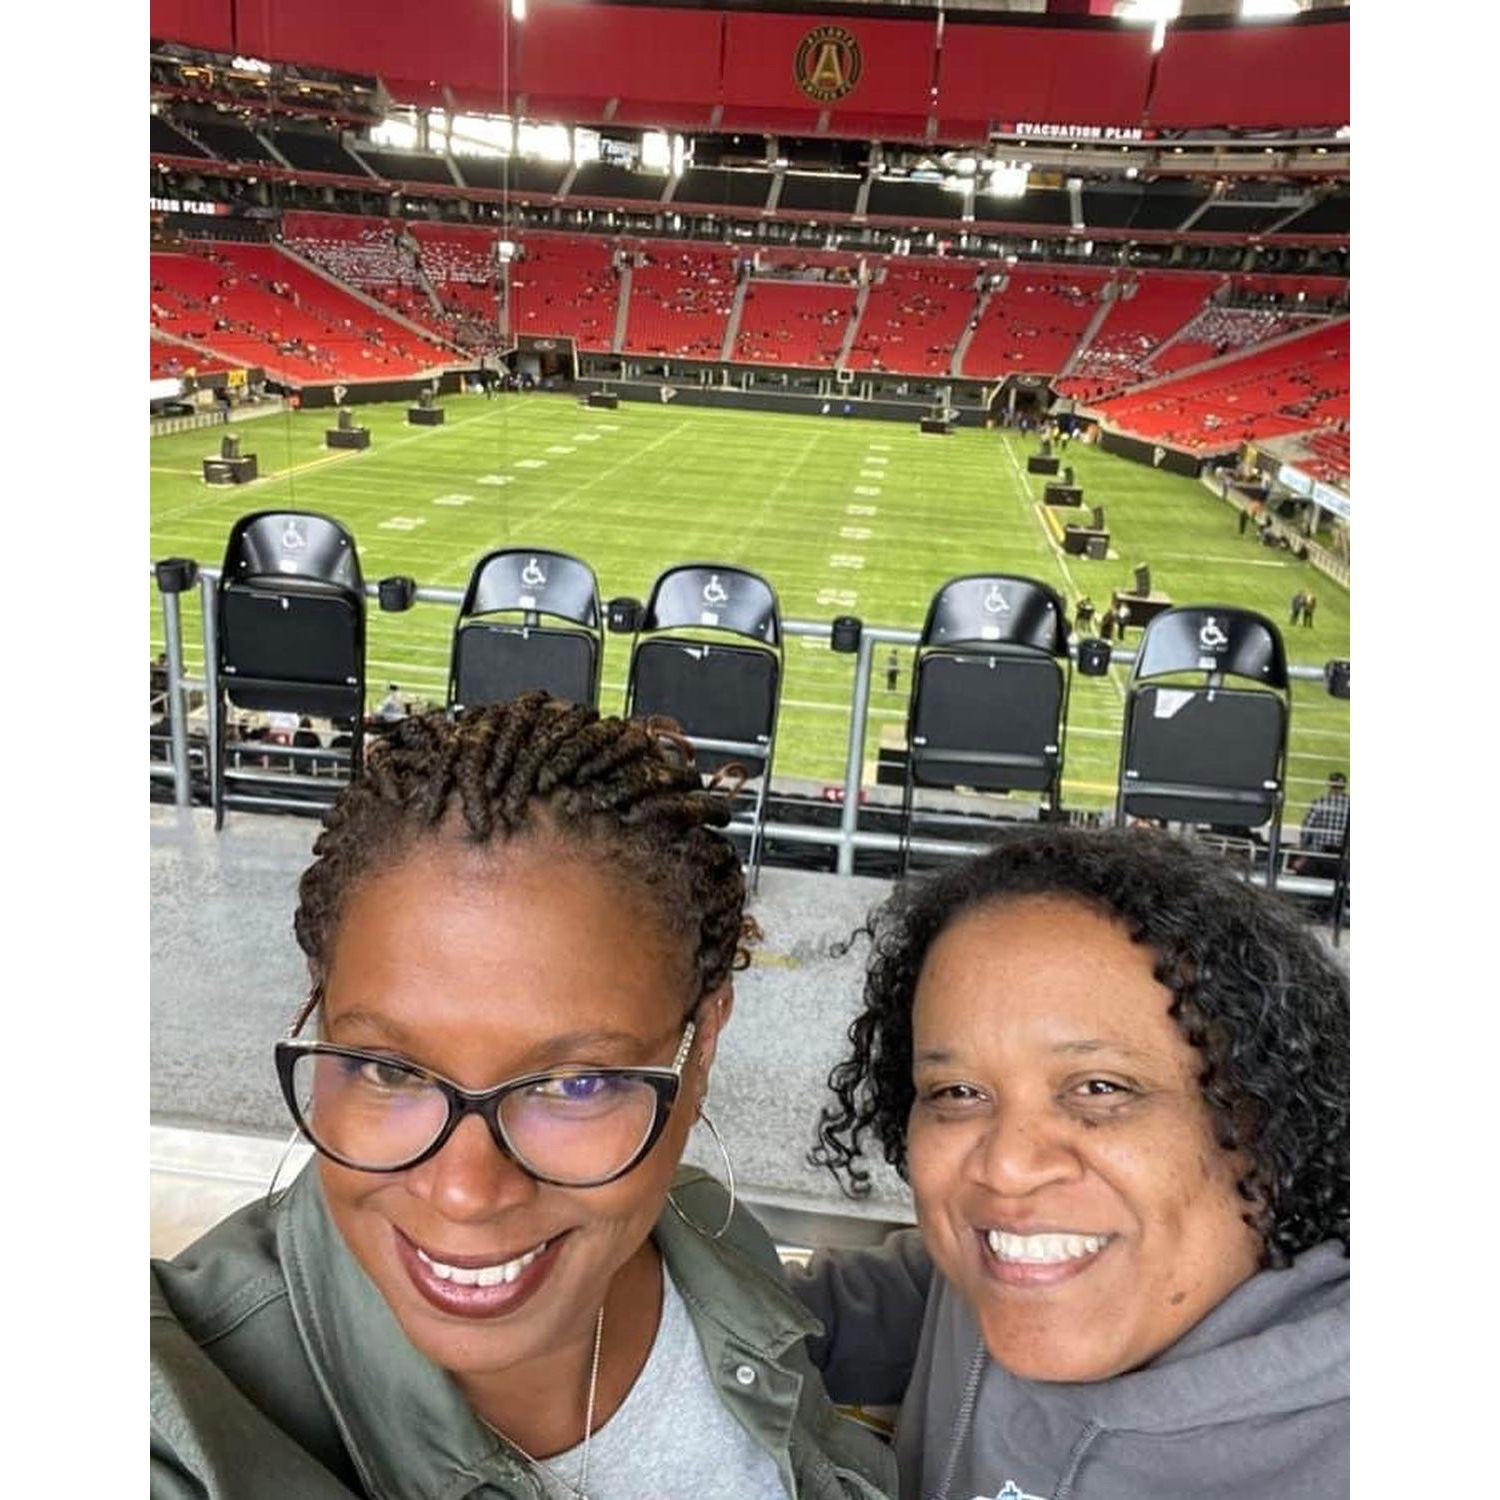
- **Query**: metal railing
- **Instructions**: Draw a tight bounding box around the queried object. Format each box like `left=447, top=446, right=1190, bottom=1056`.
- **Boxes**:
left=152, top=563, right=1343, bottom=891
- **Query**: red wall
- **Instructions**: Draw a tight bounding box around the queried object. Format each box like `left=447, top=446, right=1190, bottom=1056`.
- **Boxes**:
left=150, top=2, right=1349, bottom=138
left=150, top=0, right=233, bottom=54
left=1151, top=21, right=1349, bottom=129
left=938, top=24, right=1155, bottom=136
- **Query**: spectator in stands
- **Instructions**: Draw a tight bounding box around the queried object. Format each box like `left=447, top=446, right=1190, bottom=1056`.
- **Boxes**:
left=795, top=826, right=1348, bottom=1500
left=152, top=696, right=895, bottom=1500
left=1297, top=771, right=1349, bottom=860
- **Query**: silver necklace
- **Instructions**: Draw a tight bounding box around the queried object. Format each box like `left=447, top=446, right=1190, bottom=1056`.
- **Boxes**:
left=481, top=1306, right=605, bottom=1500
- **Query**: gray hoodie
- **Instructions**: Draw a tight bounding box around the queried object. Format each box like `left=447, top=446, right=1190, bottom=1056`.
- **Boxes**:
left=790, top=1231, right=1347, bottom=1500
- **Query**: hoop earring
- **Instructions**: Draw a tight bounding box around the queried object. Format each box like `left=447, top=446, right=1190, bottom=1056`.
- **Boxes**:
left=264, top=1128, right=305, bottom=1210
left=668, top=1103, right=737, bottom=1241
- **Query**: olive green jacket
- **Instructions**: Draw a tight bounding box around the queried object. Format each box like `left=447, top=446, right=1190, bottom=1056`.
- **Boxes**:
left=151, top=1166, right=896, bottom=1500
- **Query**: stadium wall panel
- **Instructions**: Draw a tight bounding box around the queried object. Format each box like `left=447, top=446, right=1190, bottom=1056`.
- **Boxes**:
left=576, top=377, right=981, bottom=425
left=284, top=369, right=471, bottom=409
left=1149, top=16, right=1348, bottom=130
left=150, top=0, right=233, bottom=53
left=1098, top=427, right=1206, bottom=478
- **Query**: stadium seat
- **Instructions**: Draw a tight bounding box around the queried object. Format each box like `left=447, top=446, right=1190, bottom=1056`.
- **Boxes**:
left=624, top=565, right=783, bottom=892
left=1116, top=607, right=1290, bottom=886
left=213, top=511, right=366, bottom=829
left=447, top=549, right=603, bottom=712
left=898, top=576, right=1072, bottom=874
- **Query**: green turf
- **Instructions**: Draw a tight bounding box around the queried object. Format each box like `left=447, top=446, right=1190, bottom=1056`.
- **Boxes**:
left=149, top=393, right=1349, bottom=819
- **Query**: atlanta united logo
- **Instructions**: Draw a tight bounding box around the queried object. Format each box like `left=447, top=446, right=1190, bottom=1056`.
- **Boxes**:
left=794, top=25, right=862, bottom=104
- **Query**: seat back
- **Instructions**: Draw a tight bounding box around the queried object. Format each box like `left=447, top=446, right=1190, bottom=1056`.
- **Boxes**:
left=1118, top=606, right=1290, bottom=831
left=629, top=641, right=778, bottom=778
left=1121, top=687, right=1285, bottom=827
left=626, top=565, right=783, bottom=777
left=449, top=550, right=602, bottom=710
left=217, top=512, right=365, bottom=717
left=910, top=652, right=1064, bottom=792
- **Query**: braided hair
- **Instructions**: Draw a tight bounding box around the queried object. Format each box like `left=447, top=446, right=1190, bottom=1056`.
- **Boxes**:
left=295, top=692, right=755, bottom=1006
left=811, top=826, right=1348, bottom=1269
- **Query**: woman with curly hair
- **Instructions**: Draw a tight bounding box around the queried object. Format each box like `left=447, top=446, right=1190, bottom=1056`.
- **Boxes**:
left=152, top=694, right=895, bottom=1500
left=792, top=826, right=1348, bottom=1500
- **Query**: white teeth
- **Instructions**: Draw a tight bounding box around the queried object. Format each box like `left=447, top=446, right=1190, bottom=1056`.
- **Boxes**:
left=416, top=1238, right=550, bottom=1287
left=984, top=1230, right=1107, bottom=1264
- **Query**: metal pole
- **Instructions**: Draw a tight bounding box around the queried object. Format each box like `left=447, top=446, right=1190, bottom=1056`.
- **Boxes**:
left=837, top=631, right=876, bottom=876
left=159, top=589, right=192, bottom=810
left=199, top=571, right=222, bottom=807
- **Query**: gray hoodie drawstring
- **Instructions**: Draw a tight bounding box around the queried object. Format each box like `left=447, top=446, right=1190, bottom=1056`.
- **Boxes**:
left=930, top=1338, right=988, bottom=1500
left=1053, top=1420, right=1103, bottom=1499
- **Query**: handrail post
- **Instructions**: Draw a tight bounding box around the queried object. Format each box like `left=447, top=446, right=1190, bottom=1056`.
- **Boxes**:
left=837, top=631, right=876, bottom=876
left=199, top=571, right=222, bottom=799
left=156, top=579, right=192, bottom=810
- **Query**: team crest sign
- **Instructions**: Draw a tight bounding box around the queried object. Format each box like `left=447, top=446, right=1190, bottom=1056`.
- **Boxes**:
left=794, top=25, right=862, bottom=103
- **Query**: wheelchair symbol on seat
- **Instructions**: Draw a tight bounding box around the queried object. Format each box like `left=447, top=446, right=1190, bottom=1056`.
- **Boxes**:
left=1198, top=616, right=1229, bottom=651
left=281, top=522, right=306, bottom=552
left=702, top=575, right=729, bottom=607
left=983, top=584, right=1011, bottom=614
left=521, top=556, right=547, bottom=588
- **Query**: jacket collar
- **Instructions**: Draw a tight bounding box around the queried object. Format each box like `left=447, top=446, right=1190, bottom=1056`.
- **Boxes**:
left=276, top=1165, right=820, bottom=1500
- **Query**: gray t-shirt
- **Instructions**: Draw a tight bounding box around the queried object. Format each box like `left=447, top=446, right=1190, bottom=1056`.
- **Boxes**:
left=527, top=1265, right=787, bottom=1500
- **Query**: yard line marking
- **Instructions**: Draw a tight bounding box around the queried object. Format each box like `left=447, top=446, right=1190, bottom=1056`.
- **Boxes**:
left=840, top=526, right=873, bottom=540
left=846, top=504, right=877, bottom=516
left=854, top=485, right=882, bottom=496
left=431, top=494, right=472, bottom=507
left=379, top=516, right=427, bottom=531
left=546, top=444, right=577, bottom=454
left=595, top=423, right=620, bottom=431
left=1157, top=552, right=1291, bottom=569
left=476, top=474, right=512, bottom=486
left=514, top=458, right=547, bottom=469
left=828, top=554, right=866, bottom=570
left=816, top=589, right=859, bottom=608
left=859, top=468, right=884, bottom=479
left=574, top=433, right=601, bottom=442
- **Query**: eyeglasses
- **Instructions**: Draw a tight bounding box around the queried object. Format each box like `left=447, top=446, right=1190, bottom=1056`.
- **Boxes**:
left=274, top=1001, right=697, bottom=1187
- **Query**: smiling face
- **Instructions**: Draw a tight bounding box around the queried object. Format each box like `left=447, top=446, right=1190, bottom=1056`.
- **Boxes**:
left=905, top=894, right=1260, bottom=1383
left=313, top=833, right=721, bottom=1380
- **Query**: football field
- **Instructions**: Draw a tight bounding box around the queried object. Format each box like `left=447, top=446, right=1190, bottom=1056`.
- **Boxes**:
left=149, top=393, right=1350, bottom=819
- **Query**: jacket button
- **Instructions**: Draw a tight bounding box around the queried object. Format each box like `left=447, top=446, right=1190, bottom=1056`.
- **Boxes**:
left=734, top=1364, right=757, bottom=1387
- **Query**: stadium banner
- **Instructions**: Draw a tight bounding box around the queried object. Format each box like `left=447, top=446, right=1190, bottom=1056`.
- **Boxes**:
left=514, top=3, right=721, bottom=129
left=1149, top=14, right=1348, bottom=130
left=1097, top=427, right=1205, bottom=478
left=720, top=11, right=937, bottom=137
left=937, top=23, right=1154, bottom=138
left=290, top=369, right=470, bottom=410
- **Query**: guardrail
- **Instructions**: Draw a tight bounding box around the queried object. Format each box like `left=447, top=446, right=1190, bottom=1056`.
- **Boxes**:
left=152, top=563, right=1344, bottom=890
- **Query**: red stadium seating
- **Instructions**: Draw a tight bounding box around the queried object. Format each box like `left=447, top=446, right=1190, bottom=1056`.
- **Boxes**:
left=733, top=279, right=859, bottom=368
left=845, top=259, right=983, bottom=377
left=961, top=268, right=1111, bottom=379
left=510, top=233, right=621, bottom=353
left=623, top=244, right=739, bottom=360
left=1094, top=319, right=1349, bottom=452
left=1057, top=272, right=1219, bottom=401
left=149, top=240, right=460, bottom=383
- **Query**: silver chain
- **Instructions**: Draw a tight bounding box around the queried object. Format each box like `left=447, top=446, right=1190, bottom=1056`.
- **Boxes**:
left=481, top=1305, right=606, bottom=1500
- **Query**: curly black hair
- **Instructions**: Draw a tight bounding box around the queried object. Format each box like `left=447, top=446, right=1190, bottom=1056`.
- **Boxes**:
left=811, top=826, right=1348, bottom=1268
left=294, top=692, right=756, bottom=1008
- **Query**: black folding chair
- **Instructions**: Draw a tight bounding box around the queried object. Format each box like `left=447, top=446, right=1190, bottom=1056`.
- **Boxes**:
left=1116, top=606, right=1290, bottom=888
left=448, top=550, right=602, bottom=711
left=624, top=565, right=782, bottom=893
left=900, top=575, right=1072, bottom=874
left=213, top=511, right=366, bottom=828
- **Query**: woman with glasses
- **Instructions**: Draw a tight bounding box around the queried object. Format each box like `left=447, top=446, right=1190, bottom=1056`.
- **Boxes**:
left=151, top=694, right=895, bottom=1500
left=791, top=827, right=1348, bottom=1500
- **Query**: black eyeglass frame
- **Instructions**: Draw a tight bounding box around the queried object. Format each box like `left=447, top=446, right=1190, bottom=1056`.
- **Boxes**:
left=274, top=1004, right=698, bottom=1187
